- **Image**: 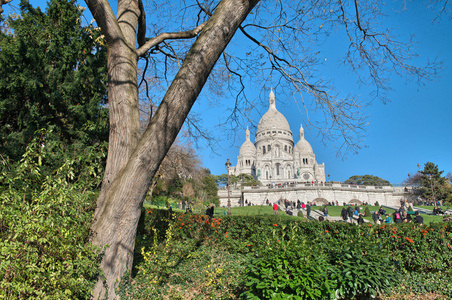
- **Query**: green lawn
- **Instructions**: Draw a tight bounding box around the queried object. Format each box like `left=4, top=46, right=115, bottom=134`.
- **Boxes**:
left=144, top=203, right=446, bottom=225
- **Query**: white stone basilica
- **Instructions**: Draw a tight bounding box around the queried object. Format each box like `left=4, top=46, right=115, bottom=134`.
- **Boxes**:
left=229, top=90, right=325, bottom=184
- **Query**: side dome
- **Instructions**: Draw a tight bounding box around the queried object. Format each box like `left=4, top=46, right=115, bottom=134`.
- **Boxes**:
left=239, top=140, right=256, bottom=156
left=256, top=89, right=291, bottom=134
left=294, top=124, right=313, bottom=153
left=294, top=138, right=313, bottom=154
left=239, top=127, right=256, bottom=156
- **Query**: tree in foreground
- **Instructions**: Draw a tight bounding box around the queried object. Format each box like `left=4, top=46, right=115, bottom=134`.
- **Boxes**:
left=1, top=0, right=442, bottom=298
left=78, top=0, right=443, bottom=297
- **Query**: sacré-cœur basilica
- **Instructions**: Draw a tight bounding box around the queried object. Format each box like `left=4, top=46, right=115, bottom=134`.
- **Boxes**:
left=218, top=90, right=412, bottom=207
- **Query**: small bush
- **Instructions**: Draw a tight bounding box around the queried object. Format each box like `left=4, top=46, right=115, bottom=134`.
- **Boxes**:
left=242, top=241, right=336, bottom=299
left=298, top=210, right=304, bottom=217
left=364, top=206, right=371, bottom=217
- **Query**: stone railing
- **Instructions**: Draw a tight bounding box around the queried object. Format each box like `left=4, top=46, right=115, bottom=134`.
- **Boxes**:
left=239, top=183, right=413, bottom=193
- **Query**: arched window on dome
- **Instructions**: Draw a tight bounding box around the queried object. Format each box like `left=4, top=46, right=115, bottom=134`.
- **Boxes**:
left=263, top=146, right=266, bottom=154
left=276, top=163, right=280, bottom=176
left=268, top=144, right=271, bottom=151
left=284, top=145, right=287, bottom=152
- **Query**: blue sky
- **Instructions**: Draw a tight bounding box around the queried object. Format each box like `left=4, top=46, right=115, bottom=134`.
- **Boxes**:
left=5, top=0, right=451, bottom=184
left=195, top=2, right=452, bottom=184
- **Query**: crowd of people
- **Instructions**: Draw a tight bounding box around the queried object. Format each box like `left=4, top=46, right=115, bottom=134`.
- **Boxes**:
left=369, top=206, right=424, bottom=225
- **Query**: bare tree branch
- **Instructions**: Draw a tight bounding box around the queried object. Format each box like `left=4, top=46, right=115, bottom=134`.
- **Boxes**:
left=136, top=21, right=207, bottom=56
left=0, top=0, right=13, bottom=16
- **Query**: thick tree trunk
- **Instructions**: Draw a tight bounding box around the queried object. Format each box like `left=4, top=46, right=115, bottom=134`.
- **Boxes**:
left=89, top=0, right=259, bottom=298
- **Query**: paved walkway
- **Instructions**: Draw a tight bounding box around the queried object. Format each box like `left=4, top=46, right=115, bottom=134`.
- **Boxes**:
left=382, top=205, right=452, bottom=215
left=286, top=208, right=367, bottom=224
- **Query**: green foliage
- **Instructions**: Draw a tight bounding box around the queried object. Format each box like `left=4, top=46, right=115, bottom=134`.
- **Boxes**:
left=297, top=210, right=304, bottom=217
left=391, top=272, right=452, bottom=297
left=0, top=0, right=108, bottom=162
left=0, top=132, right=103, bottom=299
left=129, top=209, right=452, bottom=299
left=345, top=175, right=391, bottom=186
left=243, top=241, right=335, bottom=299
left=201, top=168, right=220, bottom=205
left=238, top=173, right=262, bottom=186
left=364, top=206, right=371, bottom=217
left=216, top=173, right=261, bottom=188
left=418, top=162, right=451, bottom=202
left=328, top=241, right=396, bottom=299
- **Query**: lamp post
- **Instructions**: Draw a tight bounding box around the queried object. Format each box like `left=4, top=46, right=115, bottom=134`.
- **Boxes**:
left=225, top=159, right=232, bottom=215
left=328, top=174, right=330, bottom=182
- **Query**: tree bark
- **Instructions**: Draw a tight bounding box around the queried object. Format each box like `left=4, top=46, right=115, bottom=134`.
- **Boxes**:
left=88, top=0, right=259, bottom=298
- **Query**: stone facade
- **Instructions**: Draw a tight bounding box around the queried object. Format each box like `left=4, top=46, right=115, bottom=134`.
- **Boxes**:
left=220, top=89, right=410, bottom=208
left=229, top=90, right=325, bottom=184
left=219, top=184, right=413, bottom=208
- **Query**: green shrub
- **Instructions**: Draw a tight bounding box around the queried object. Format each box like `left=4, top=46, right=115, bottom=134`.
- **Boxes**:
left=364, top=206, right=371, bottom=217
left=242, top=241, right=336, bottom=299
left=131, top=209, right=452, bottom=299
left=298, top=210, right=304, bottom=217
left=0, top=131, right=103, bottom=299
left=328, top=241, right=397, bottom=299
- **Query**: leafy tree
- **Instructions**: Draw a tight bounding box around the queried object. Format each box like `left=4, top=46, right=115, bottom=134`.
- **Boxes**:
left=418, top=162, right=450, bottom=203
left=200, top=168, right=219, bottom=205
left=216, top=173, right=241, bottom=188
left=239, top=173, right=262, bottom=187
left=0, top=0, right=441, bottom=297
left=344, top=175, right=391, bottom=186
left=0, top=0, right=108, bottom=162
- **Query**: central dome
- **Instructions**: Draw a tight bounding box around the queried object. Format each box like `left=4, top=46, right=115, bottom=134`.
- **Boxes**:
left=256, top=89, right=291, bottom=134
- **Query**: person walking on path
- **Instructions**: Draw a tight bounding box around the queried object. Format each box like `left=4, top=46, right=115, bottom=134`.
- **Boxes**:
left=273, top=203, right=279, bottom=215
left=347, top=205, right=354, bottom=224
left=322, top=205, right=328, bottom=217
left=306, top=203, right=311, bottom=218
